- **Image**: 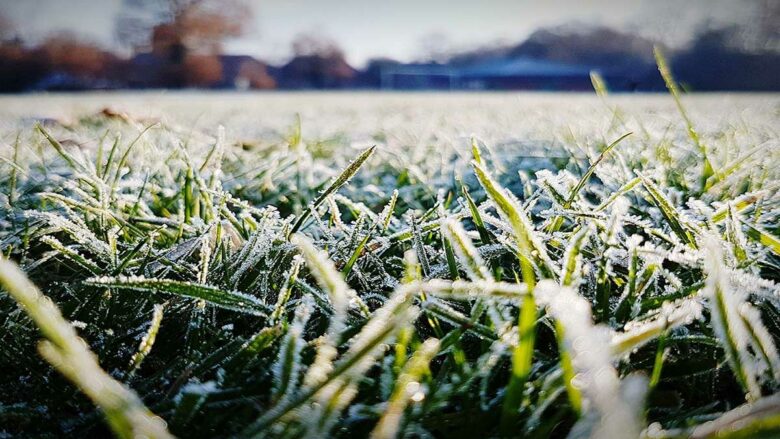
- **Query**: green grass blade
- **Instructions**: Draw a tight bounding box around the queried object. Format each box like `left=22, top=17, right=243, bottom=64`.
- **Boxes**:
left=472, top=161, right=557, bottom=279
left=596, top=177, right=640, bottom=211
left=461, top=182, right=493, bottom=244
left=342, top=232, right=372, bottom=278
left=590, top=71, right=608, bottom=97
left=637, top=171, right=696, bottom=246
left=371, top=338, right=440, bottom=439
left=128, top=303, right=165, bottom=377
left=536, top=280, right=644, bottom=439
left=472, top=161, right=551, bottom=431
left=740, top=304, right=780, bottom=384
left=411, top=214, right=432, bottom=277
left=292, top=233, right=369, bottom=319
left=110, top=123, right=157, bottom=191
left=226, top=325, right=283, bottom=372
left=40, top=235, right=101, bottom=275
left=654, top=46, right=714, bottom=190
left=0, top=259, right=173, bottom=439
left=561, top=225, right=591, bottom=286
left=548, top=132, right=631, bottom=233
left=555, top=319, right=582, bottom=414
left=101, top=134, right=121, bottom=179
left=501, top=291, right=537, bottom=433
left=380, top=189, right=398, bottom=232
left=441, top=219, right=490, bottom=281
left=679, top=395, right=780, bottom=438
left=289, top=145, right=375, bottom=236
left=420, top=279, right=529, bottom=300
left=566, top=132, right=632, bottom=207
left=704, top=142, right=769, bottom=191
left=557, top=225, right=591, bottom=413
left=245, top=284, right=418, bottom=436
left=612, top=298, right=703, bottom=358
left=742, top=221, right=780, bottom=256
left=272, top=301, right=312, bottom=403
left=36, top=124, right=81, bottom=170
left=85, top=276, right=270, bottom=316
left=702, top=236, right=761, bottom=401
left=471, top=136, right=484, bottom=166
left=711, top=190, right=767, bottom=223
left=270, top=255, right=304, bottom=324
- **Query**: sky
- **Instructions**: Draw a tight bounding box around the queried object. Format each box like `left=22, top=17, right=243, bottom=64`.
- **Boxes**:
left=0, top=0, right=758, bottom=67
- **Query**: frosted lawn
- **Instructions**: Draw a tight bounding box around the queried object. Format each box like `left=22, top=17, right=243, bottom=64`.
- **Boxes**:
left=0, top=89, right=779, bottom=438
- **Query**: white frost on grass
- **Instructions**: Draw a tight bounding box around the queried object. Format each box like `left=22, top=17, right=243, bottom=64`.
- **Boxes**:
left=536, top=280, right=643, bottom=439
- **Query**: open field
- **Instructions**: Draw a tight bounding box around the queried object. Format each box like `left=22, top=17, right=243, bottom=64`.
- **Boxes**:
left=1, top=91, right=779, bottom=438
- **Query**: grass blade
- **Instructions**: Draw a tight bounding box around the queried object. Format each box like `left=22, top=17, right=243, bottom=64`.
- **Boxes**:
left=636, top=171, right=696, bottom=246
left=441, top=219, right=490, bottom=281
left=270, top=255, right=304, bottom=324
left=471, top=161, right=552, bottom=431
left=561, top=225, right=591, bottom=287
left=654, top=46, right=714, bottom=190
left=711, top=190, right=767, bottom=223
left=472, top=161, right=557, bottom=279
left=128, top=303, right=165, bottom=377
left=289, top=145, right=375, bottom=236
left=36, top=124, right=81, bottom=170
left=557, top=225, right=592, bottom=413
left=536, top=280, right=644, bottom=439
left=272, top=300, right=312, bottom=403
left=40, top=235, right=101, bottom=275
left=245, top=279, right=418, bottom=436
left=547, top=132, right=631, bottom=233
left=590, top=70, right=608, bottom=97
left=0, top=258, right=172, bottom=439
left=292, top=233, right=369, bottom=319
left=85, top=276, right=270, bottom=316
left=596, top=176, right=640, bottom=211
left=742, top=221, right=780, bottom=256
left=371, top=338, right=440, bottom=439
left=740, top=304, right=780, bottom=385
left=702, top=236, right=762, bottom=401
left=677, top=395, right=780, bottom=438
left=461, top=182, right=493, bottom=244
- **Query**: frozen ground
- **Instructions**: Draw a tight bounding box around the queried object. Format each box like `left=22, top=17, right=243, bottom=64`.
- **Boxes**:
left=0, top=91, right=779, bottom=438
left=1, top=91, right=777, bottom=144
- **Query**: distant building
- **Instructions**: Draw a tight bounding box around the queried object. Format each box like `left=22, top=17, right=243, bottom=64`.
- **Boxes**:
left=217, top=55, right=275, bottom=90
left=125, top=52, right=275, bottom=89
left=379, top=63, right=457, bottom=90
left=275, top=52, right=357, bottom=89
left=458, top=57, right=594, bottom=90
left=30, top=72, right=119, bottom=91
left=380, top=57, right=602, bottom=91
left=126, top=52, right=168, bottom=88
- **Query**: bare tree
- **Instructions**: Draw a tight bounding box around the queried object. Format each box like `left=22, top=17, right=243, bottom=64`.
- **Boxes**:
left=38, top=32, right=116, bottom=78
left=116, top=0, right=251, bottom=87
left=0, top=12, right=16, bottom=41
left=291, top=33, right=342, bottom=58
left=280, top=33, right=355, bottom=88
left=183, top=53, right=223, bottom=86
left=116, top=0, right=251, bottom=54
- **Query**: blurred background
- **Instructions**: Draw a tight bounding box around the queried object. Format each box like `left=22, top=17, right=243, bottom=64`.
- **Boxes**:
left=0, top=0, right=778, bottom=92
